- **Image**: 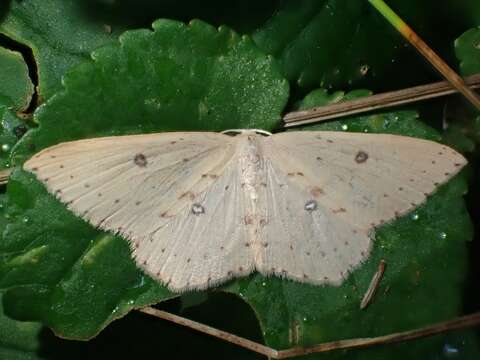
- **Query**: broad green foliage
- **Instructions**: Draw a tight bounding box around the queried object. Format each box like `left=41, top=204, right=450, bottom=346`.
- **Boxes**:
left=251, top=0, right=442, bottom=90
left=0, top=47, right=33, bottom=112
left=0, top=0, right=121, bottom=100
left=0, top=105, right=29, bottom=169
left=0, top=0, right=276, bottom=101
left=0, top=291, right=44, bottom=360
left=442, top=27, right=480, bottom=150
left=1, top=0, right=472, bottom=103
left=0, top=2, right=478, bottom=359
left=455, top=27, right=480, bottom=76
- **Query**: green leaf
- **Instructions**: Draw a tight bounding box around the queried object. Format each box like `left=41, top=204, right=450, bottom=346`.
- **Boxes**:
left=443, top=28, right=480, bottom=150
left=0, top=105, right=29, bottom=170
left=0, top=0, right=278, bottom=102
left=219, top=89, right=474, bottom=357
left=0, top=47, right=33, bottom=112
left=251, top=0, right=439, bottom=91
left=0, top=290, right=44, bottom=360
left=1, top=19, right=289, bottom=339
left=455, top=27, right=480, bottom=76
left=0, top=0, right=121, bottom=100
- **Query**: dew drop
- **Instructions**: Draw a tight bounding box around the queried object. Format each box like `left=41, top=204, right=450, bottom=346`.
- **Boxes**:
left=22, top=217, right=30, bottom=224
left=303, top=317, right=308, bottom=322
left=1, top=144, right=10, bottom=152
left=341, top=124, right=348, bottom=131
left=443, top=343, right=459, bottom=357
left=262, top=282, right=266, bottom=287
left=410, top=213, right=419, bottom=221
left=439, top=232, right=447, bottom=240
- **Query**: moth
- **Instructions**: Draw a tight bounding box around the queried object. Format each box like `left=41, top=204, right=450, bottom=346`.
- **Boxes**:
left=23, top=129, right=466, bottom=292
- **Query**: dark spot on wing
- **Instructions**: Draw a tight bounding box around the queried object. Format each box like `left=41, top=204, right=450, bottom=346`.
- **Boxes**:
left=355, top=151, right=368, bottom=164
left=134, top=153, right=147, bottom=167
left=192, top=203, right=205, bottom=215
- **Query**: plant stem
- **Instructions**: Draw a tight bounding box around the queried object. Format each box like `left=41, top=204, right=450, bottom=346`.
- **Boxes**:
left=368, top=0, right=480, bottom=111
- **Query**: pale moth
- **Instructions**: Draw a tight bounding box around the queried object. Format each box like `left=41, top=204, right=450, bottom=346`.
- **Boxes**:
left=24, top=129, right=466, bottom=292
